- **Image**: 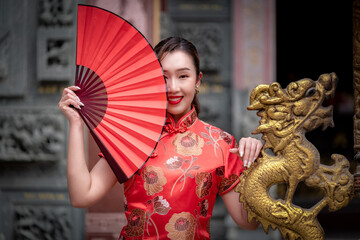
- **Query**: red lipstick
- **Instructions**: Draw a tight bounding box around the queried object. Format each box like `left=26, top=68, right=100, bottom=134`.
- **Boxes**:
left=168, top=96, right=183, bottom=104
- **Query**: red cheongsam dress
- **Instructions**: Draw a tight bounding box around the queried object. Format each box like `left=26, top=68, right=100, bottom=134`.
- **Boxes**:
left=118, top=107, right=244, bottom=239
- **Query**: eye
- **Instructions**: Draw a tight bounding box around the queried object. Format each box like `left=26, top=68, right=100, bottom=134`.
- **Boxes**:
left=179, top=74, right=188, bottom=79
left=305, top=87, right=316, bottom=97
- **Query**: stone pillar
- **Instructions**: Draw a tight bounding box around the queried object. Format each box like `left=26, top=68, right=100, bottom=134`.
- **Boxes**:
left=231, top=0, right=276, bottom=140
left=227, top=0, right=279, bottom=239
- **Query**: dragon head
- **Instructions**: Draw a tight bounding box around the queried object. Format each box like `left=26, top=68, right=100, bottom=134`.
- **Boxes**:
left=248, top=73, right=338, bottom=153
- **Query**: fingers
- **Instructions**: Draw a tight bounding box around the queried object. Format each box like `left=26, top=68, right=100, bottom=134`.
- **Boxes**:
left=238, top=137, right=263, bottom=168
left=59, top=86, right=84, bottom=110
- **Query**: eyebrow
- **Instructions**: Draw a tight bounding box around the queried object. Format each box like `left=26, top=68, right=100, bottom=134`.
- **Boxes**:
left=164, top=67, right=192, bottom=73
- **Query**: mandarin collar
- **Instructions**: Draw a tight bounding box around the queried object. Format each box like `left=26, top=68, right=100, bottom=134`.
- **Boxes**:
left=164, top=106, right=197, bottom=134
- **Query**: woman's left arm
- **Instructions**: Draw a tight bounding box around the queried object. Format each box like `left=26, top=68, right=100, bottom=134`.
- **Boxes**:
left=224, top=137, right=262, bottom=229
left=222, top=189, right=259, bottom=230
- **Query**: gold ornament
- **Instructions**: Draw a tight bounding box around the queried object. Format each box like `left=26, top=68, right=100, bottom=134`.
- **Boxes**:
left=236, top=73, right=354, bottom=240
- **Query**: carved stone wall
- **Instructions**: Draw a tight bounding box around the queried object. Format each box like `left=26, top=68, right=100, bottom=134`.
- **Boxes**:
left=0, top=0, right=28, bottom=97
left=0, top=0, right=83, bottom=239
left=0, top=107, right=65, bottom=162
left=0, top=190, right=83, bottom=240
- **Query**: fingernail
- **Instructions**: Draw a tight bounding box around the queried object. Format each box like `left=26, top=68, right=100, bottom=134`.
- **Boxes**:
left=240, top=151, right=244, bottom=157
left=76, top=96, right=81, bottom=101
left=75, top=86, right=81, bottom=90
left=79, top=101, right=84, bottom=106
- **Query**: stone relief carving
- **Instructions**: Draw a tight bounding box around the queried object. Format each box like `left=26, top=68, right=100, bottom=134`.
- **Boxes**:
left=0, top=0, right=27, bottom=97
left=14, top=205, right=71, bottom=240
left=37, top=0, right=75, bottom=81
left=0, top=108, right=65, bottom=162
left=38, top=0, right=73, bottom=27
left=176, top=23, right=222, bottom=71
left=37, top=28, right=74, bottom=81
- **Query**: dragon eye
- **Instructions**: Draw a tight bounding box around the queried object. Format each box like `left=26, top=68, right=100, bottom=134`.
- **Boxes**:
left=306, top=87, right=316, bottom=97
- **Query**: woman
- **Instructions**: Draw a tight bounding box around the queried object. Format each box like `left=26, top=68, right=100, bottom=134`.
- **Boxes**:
left=59, top=37, right=262, bottom=239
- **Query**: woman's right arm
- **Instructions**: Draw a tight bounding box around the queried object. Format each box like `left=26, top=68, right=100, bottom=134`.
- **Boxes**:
left=59, top=86, right=118, bottom=208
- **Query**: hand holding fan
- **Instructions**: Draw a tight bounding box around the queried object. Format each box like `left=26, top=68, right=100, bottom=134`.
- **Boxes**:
left=74, top=5, right=167, bottom=183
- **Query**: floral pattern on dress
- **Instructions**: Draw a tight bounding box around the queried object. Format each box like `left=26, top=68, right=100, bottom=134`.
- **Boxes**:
left=124, top=208, right=146, bottom=237
left=219, top=130, right=233, bottom=145
left=166, top=156, right=201, bottom=196
left=215, top=166, right=225, bottom=177
left=142, top=166, right=167, bottom=196
left=164, top=156, right=184, bottom=169
left=153, top=195, right=171, bottom=215
left=200, top=125, right=224, bottom=159
left=198, top=199, right=209, bottom=217
left=165, top=212, right=196, bottom=240
left=195, top=172, right=213, bottom=198
left=219, top=173, right=240, bottom=194
left=144, top=196, right=171, bottom=238
left=173, top=132, right=204, bottom=156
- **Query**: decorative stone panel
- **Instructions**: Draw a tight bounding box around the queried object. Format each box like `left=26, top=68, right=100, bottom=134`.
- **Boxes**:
left=0, top=107, right=66, bottom=162
left=0, top=0, right=28, bottom=97
left=0, top=190, right=84, bottom=240
left=36, top=0, right=75, bottom=82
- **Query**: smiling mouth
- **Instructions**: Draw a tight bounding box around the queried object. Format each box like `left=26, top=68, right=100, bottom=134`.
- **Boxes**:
left=168, top=96, right=183, bottom=104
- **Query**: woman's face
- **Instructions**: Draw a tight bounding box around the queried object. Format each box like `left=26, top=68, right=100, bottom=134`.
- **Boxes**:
left=161, top=50, right=201, bottom=123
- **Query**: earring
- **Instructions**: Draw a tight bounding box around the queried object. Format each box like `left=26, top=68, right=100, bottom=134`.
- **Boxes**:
left=195, top=87, right=199, bottom=94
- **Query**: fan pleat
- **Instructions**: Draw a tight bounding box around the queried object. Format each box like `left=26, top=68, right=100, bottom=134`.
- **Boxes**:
left=101, top=43, right=152, bottom=80
left=76, top=5, right=167, bottom=183
left=94, top=126, right=140, bottom=176
left=103, top=115, right=157, bottom=147
left=99, top=35, right=148, bottom=78
left=104, top=59, right=162, bottom=88
left=105, top=104, right=165, bottom=117
left=107, top=75, right=164, bottom=93
left=95, top=120, right=152, bottom=174
left=105, top=109, right=163, bottom=141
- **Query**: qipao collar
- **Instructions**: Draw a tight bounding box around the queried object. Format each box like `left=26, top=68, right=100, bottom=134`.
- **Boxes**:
left=164, top=106, right=197, bottom=134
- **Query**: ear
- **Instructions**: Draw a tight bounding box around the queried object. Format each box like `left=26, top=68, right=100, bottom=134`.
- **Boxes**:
left=196, top=72, right=203, bottom=87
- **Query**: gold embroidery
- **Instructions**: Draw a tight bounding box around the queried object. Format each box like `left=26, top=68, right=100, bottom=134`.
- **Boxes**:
left=173, top=132, right=204, bottom=156
left=124, top=208, right=146, bottom=237
left=219, top=174, right=240, bottom=194
left=165, top=212, right=196, bottom=240
left=198, top=199, right=209, bottom=217
left=142, top=166, right=167, bottom=196
left=195, top=172, right=213, bottom=198
left=153, top=195, right=171, bottom=215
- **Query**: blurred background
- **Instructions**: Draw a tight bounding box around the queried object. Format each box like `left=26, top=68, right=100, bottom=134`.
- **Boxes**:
left=0, top=0, right=358, bottom=239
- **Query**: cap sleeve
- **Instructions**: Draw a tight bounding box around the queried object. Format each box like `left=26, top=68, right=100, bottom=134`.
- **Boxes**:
left=218, top=134, right=244, bottom=195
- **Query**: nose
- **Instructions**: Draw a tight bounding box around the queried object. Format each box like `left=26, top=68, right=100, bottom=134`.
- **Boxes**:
left=166, top=77, right=179, bottom=92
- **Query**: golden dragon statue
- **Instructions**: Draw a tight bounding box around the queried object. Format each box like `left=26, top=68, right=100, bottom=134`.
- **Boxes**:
left=236, top=73, right=354, bottom=240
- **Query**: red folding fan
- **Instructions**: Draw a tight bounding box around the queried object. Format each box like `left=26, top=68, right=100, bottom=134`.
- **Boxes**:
left=74, top=5, right=167, bottom=183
